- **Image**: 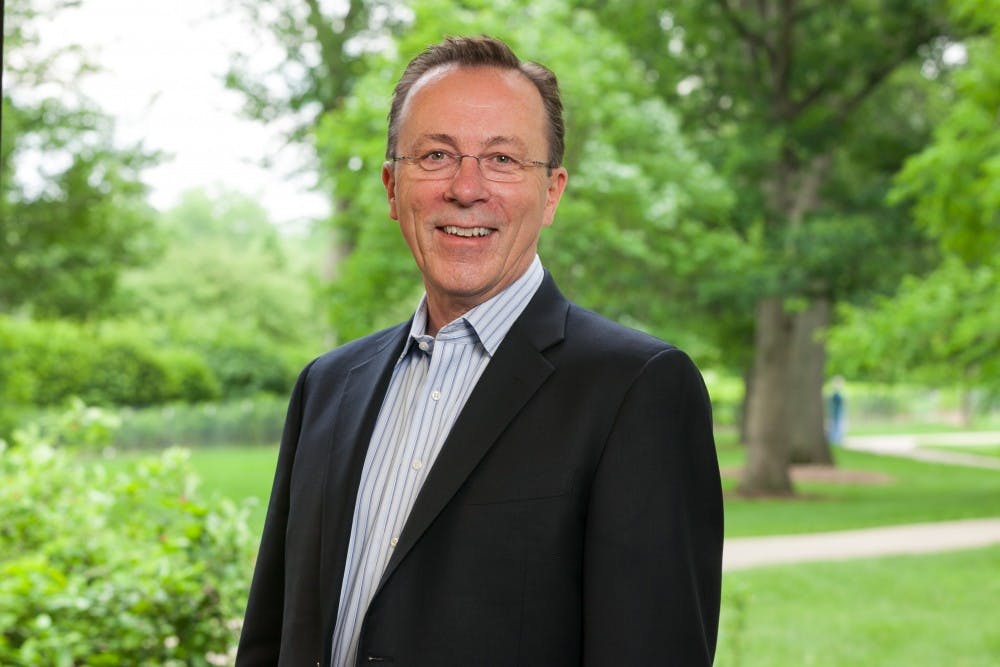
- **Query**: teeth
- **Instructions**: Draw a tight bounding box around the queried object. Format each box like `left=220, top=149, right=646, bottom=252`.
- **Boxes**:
left=443, top=225, right=492, bottom=237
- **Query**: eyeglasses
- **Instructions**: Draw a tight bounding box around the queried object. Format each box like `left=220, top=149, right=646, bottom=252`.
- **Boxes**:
left=391, top=150, right=550, bottom=183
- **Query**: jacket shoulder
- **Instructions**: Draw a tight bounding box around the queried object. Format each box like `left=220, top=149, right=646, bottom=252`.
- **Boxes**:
left=302, top=322, right=409, bottom=384
left=564, top=303, right=678, bottom=361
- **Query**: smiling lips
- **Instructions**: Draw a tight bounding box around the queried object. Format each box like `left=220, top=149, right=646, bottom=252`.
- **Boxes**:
left=441, top=225, right=493, bottom=238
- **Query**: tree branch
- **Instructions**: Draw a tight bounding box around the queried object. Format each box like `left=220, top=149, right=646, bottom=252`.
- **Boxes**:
left=832, top=24, right=939, bottom=125
left=715, top=0, right=777, bottom=65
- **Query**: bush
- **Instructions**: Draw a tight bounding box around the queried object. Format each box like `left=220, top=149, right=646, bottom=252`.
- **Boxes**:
left=160, top=350, right=223, bottom=404
left=0, top=406, right=255, bottom=665
left=0, top=317, right=223, bottom=414
left=195, top=338, right=299, bottom=398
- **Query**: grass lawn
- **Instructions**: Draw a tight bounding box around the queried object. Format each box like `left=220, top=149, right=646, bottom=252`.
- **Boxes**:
left=921, top=444, right=1000, bottom=458
left=719, top=443, right=1000, bottom=537
left=187, top=445, right=278, bottom=535
left=717, top=545, right=1000, bottom=666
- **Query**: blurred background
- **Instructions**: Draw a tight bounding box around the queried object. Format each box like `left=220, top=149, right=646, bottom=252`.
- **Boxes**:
left=2, top=0, right=998, bottom=664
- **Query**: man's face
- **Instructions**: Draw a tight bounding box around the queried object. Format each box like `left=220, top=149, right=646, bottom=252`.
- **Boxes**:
left=382, top=65, right=568, bottom=328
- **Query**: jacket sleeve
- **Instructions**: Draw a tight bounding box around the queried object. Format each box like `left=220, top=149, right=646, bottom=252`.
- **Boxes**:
left=235, top=362, right=312, bottom=666
left=583, top=348, right=723, bottom=666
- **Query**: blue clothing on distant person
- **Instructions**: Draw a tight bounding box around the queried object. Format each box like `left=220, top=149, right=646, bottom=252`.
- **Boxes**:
left=828, top=389, right=845, bottom=445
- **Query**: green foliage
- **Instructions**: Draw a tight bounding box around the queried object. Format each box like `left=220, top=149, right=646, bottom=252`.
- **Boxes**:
left=0, top=408, right=255, bottom=665
left=1, top=0, right=160, bottom=319
left=828, top=257, right=1000, bottom=389
left=224, top=0, right=408, bottom=146
left=824, top=2, right=1000, bottom=394
left=0, top=186, right=324, bottom=429
left=586, top=0, right=954, bottom=308
left=193, top=340, right=295, bottom=397
left=12, top=398, right=123, bottom=452
left=0, top=316, right=222, bottom=412
left=892, top=0, right=1000, bottom=263
left=116, top=189, right=327, bottom=346
left=112, top=189, right=326, bottom=396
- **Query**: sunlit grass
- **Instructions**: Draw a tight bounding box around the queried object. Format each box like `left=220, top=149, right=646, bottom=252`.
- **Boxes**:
left=717, top=545, right=1000, bottom=667
left=187, top=445, right=278, bottom=537
left=921, top=444, right=1000, bottom=458
left=719, top=443, right=1000, bottom=537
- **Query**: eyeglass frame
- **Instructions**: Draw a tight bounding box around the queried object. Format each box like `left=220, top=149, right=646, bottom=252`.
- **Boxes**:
left=390, top=150, right=553, bottom=183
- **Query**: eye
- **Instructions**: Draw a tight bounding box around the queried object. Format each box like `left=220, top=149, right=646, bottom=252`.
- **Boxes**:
left=486, top=153, right=519, bottom=169
left=422, top=150, right=449, bottom=161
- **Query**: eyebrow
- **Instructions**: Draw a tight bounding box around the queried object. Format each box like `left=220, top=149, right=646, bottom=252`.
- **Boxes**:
left=415, top=133, right=529, bottom=152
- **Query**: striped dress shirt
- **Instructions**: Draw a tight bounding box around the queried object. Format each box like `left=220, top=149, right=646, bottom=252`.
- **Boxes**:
left=330, top=256, right=545, bottom=666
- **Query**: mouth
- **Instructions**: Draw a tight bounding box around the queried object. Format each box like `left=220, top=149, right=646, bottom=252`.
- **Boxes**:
left=440, top=225, right=494, bottom=238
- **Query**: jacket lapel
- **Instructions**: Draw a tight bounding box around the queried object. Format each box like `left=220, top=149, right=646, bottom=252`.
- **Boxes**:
left=319, top=323, right=409, bottom=637
left=375, top=275, right=570, bottom=590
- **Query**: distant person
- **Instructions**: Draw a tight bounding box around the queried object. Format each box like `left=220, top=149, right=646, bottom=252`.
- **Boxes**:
left=828, top=376, right=846, bottom=446
left=237, top=35, right=722, bottom=666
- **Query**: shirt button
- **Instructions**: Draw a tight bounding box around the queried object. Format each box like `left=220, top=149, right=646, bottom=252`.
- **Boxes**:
left=390, top=536, right=399, bottom=548
left=431, top=390, right=442, bottom=401
left=418, top=341, right=430, bottom=352
left=411, top=459, right=424, bottom=470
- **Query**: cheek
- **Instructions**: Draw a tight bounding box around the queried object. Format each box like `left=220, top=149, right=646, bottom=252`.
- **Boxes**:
left=395, top=184, right=432, bottom=219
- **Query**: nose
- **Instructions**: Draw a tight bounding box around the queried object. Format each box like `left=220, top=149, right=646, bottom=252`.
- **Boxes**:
left=444, top=155, right=489, bottom=206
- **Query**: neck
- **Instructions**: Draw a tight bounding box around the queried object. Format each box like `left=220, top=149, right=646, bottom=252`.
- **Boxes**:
left=424, top=298, right=470, bottom=337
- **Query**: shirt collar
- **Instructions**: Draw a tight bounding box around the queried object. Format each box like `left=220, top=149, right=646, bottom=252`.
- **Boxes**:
left=399, top=255, right=545, bottom=360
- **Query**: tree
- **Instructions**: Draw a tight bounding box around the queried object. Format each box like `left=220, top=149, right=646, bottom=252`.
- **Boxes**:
left=224, top=0, right=409, bottom=147
left=117, top=188, right=325, bottom=345
left=583, top=0, right=959, bottom=493
left=114, top=188, right=330, bottom=394
left=829, top=257, right=999, bottom=397
left=830, top=0, right=1000, bottom=409
left=1, top=0, right=159, bottom=319
left=223, top=0, right=412, bottom=275
left=891, top=0, right=1000, bottom=265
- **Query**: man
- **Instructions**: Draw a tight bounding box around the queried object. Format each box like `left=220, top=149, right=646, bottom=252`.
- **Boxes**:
left=237, top=35, right=723, bottom=667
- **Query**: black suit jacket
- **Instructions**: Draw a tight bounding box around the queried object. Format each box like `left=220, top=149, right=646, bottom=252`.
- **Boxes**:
left=237, top=274, right=723, bottom=666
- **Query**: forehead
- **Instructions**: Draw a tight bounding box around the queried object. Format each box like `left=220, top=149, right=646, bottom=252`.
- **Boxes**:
left=398, top=65, right=547, bottom=149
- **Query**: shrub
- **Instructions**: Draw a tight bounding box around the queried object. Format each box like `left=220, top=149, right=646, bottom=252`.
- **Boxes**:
left=0, top=406, right=255, bottom=665
left=0, top=316, right=224, bottom=416
left=159, top=350, right=223, bottom=404
left=85, top=337, right=179, bottom=406
left=196, top=339, right=298, bottom=398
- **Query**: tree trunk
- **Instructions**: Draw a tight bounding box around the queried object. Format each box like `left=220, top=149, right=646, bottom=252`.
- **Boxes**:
left=739, top=367, right=753, bottom=446
left=738, top=297, right=795, bottom=495
left=788, top=297, right=834, bottom=464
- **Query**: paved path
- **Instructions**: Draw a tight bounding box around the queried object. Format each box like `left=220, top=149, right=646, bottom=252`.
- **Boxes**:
left=843, top=430, right=1000, bottom=469
left=725, top=432, right=1000, bottom=570
left=724, top=517, right=1000, bottom=571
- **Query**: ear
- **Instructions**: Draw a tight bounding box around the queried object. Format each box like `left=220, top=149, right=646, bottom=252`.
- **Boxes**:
left=541, top=167, right=568, bottom=228
left=382, top=161, right=399, bottom=220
